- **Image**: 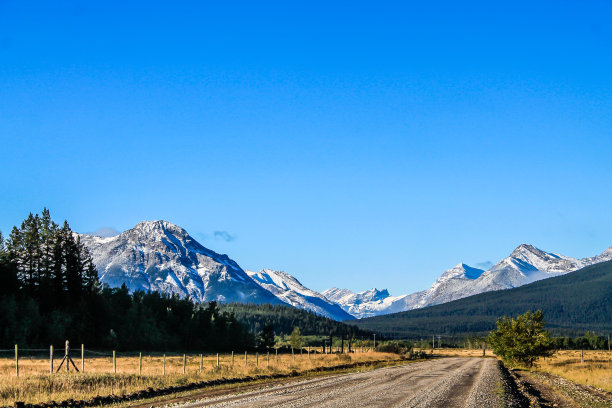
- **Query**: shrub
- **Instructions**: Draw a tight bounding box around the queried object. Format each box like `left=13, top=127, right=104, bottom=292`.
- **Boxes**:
left=487, top=310, right=554, bottom=368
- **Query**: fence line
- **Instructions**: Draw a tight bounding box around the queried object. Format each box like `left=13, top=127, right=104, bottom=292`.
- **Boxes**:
left=2, top=340, right=376, bottom=378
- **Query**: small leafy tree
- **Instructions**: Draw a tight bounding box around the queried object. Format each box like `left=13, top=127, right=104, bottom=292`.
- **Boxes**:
left=487, top=310, right=553, bottom=368
left=290, top=326, right=302, bottom=350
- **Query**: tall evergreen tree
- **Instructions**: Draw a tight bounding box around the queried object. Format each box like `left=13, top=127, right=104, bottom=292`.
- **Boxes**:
left=39, top=209, right=58, bottom=285
left=21, top=213, right=42, bottom=292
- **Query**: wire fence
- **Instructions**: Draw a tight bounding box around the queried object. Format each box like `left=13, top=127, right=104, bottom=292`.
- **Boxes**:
left=0, top=341, right=376, bottom=378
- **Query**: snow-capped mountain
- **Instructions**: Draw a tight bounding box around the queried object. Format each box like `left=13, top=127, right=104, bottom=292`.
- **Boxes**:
left=326, top=244, right=612, bottom=318
left=79, top=220, right=283, bottom=304
left=81, top=221, right=612, bottom=321
left=246, top=269, right=354, bottom=321
left=322, top=287, right=419, bottom=319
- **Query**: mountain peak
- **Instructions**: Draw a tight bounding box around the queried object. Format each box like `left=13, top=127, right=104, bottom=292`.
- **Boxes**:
left=79, top=221, right=281, bottom=305
left=361, top=288, right=390, bottom=301
left=132, top=220, right=186, bottom=236
left=510, top=243, right=541, bottom=256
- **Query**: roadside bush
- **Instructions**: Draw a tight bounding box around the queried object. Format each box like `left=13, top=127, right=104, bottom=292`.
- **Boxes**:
left=375, top=341, right=412, bottom=355
left=487, top=310, right=554, bottom=368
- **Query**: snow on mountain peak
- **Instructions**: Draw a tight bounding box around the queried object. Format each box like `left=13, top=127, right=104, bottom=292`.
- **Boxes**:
left=79, top=221, right=281, bottom=305
left=246, top=269, right=354, bottom=321
left=331, top=243, right=612, bottom=318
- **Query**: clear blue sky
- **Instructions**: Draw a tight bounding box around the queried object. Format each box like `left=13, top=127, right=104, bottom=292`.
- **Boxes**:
left=1, top=1, right=611, bottom=295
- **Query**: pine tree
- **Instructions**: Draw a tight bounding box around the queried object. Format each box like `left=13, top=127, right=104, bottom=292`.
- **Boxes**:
left=60, top=221, right=83, bottom=299
left=21, top=213, right=42, bottom=292
left=258, top=322, right=276, bottom=351
left=7, top=225, right=24, bottom=288
left=39, top=208, right=58, bottom=286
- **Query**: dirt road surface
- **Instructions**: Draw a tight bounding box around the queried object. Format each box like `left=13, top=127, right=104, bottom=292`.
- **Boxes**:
left=171, top=357, right=512, bottom=408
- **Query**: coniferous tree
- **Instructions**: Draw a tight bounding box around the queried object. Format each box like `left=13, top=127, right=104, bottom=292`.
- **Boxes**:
left=258, top=322, right=276, bottom=351
left=21, top=213, right=42, bottom=292
left=7, top=225, right=24, bottom=288
left=39, top=209, right=58, bottom=286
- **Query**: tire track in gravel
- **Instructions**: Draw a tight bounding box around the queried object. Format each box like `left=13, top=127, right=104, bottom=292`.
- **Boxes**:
left=173, top=358, right=503, bottom=408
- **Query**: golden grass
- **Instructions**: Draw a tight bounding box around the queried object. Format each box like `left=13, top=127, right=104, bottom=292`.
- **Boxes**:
left=534, top=349, right=612, bottom=392
left=0, top=351, right=399, bottom=405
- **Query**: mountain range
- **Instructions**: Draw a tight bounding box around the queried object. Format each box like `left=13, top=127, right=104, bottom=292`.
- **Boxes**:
left=352, top=259, right=612, bottom=338
left=80, top=220, right=612, bottom=321
left=326, top=244, right=612, bottom=318
left=79, top=221, right=351, bottom=320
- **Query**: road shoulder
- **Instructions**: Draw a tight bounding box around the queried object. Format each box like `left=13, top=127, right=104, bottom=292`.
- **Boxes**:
left=511, top=368, right=612, bottom=408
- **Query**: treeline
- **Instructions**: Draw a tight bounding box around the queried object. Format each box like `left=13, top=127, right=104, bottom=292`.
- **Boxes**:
left=219, top=303, right=374, bottom=341
left=0, top=209, right=254, bottom=351
left=551, top=332, right=610, bottom=350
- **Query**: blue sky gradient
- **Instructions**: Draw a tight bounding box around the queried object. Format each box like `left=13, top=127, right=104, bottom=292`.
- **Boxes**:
left=1, top=1, right=611, bottom=294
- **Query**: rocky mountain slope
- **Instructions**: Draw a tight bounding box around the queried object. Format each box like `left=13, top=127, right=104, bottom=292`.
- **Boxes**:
left=79, top=220, right=283, bottom=304
left=245, top=269, right=354, bottom=321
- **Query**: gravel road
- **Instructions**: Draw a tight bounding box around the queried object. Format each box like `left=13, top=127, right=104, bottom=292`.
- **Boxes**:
left=173, top=357, right=509, bottom=408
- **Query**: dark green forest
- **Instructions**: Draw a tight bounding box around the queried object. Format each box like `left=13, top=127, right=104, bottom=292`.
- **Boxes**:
left=353, top=260, right=612, bottom=341
left=220, top=303, right=372, bottom=341
left=0, top=210, right=367, bottom=351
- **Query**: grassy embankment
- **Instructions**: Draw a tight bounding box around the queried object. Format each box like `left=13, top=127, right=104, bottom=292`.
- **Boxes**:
left=0, top=351, right=400, bottom=405
left=534, top=349, right=612, bottom=392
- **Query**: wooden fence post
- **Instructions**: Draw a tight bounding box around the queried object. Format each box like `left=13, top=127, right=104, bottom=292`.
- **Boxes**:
left=182, top=354, right=186, bottom=374
left=163, top=354, right=166, bottom=375
left=15, top=344, right=19, bottom=377
left=581, top=349, right=584, bottom=364
left=244, top=351, right=247, bottom=368
left=275, top=348, right=278, bottom=363
left=200, top=354, right=203, bottom=371
left=50, top=345, right=54, bottom=374
left=138, top=352, right=142, bottom=375
left=231, top=351, right=234, bottom=367
left=112, top=350, right=116, bottom=374
left=81, top=344, right=85, bottom=372
left=66, top=341, right=70, bottom=373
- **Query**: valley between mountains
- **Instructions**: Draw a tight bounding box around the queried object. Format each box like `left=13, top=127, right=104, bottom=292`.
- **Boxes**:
left=79, top=220, right=612, bottom=320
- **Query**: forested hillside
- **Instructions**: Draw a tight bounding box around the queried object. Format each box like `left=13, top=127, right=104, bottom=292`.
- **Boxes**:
left=352, top=260, right=612, bottom=339
left=220, top=303, right=372, bottom=339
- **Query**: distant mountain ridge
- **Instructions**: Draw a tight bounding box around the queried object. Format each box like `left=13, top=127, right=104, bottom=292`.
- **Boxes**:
left=245, top=269, right=354, bottom=321
left=326, top=244, right=612, bottom=318
left=79, top=220, right=352, bottom=319
left=79, top=220, right=612, bottom=321
left=352, top=260, right=612, bottom=338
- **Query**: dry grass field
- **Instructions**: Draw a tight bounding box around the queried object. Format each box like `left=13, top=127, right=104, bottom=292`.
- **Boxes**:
left=0, top=350, right=399, bottom=405
left=535, top=349, right=612, bottom=392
